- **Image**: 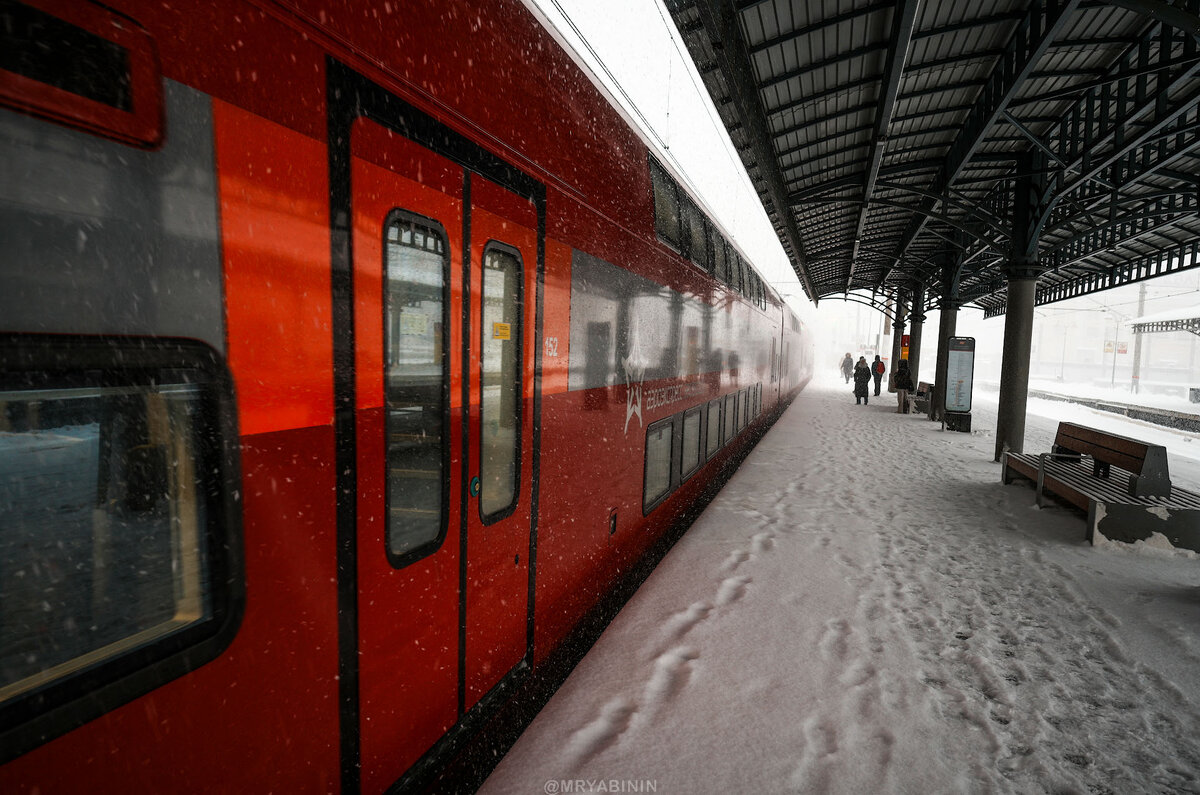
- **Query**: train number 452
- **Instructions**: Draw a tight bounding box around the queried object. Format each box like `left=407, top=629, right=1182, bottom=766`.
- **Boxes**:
left=544, top=336, right=559, bottom=358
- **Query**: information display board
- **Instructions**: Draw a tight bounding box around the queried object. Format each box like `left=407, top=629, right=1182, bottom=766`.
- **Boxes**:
left=945, top=337, right=975, bottom=413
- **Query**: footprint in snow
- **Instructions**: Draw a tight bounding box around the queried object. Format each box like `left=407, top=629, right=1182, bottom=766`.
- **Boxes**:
left=721, top=549, right=749, bottom=573
left=789, top=716, right=840, bottom=793
left=563, top=696, right=637, bottom=770
left=637, top=647, right=700, bottom=725
left=818, top=618, right=852, bottom=662
left=646, top=601, right=712, bottom=658
left=839, top=658, right=876, bottom=688
left=751, top=532, right=775, bottom=553
left=715, top=575, right=751, bottom=606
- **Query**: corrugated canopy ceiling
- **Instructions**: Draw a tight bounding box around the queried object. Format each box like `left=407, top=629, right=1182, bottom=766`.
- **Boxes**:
left=666, top=0, right=1200, bottom=316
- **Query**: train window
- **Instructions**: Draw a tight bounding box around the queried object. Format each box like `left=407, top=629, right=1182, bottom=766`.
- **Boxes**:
left=701, top=220, right=715, bottom=273
left=643, top=417, right=674, bottom=513
left=649, top=157, right=681, bottom=250
left=0, top=335, right=240, bottom=757
left=723, top=392, right=736, bottom=443
left=714, top=238, right=729, bottom=285
left=0, top=1, right=163, bottom=147
left=680, top=406, right=702, bottom=480
left=730, top=253, right=743, bottom=295
left=736, top=389, right=745, bottom=431
left=685, top=200, right=707, bottom=269
left=480, top=242, right=522, bottom=523
left=677, top=198, right=691, bottom=258
left=705, top=398, right=722, bottom=460
left=385, top=212, right=449, bottom=561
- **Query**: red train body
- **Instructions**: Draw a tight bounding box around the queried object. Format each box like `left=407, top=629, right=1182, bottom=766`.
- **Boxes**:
left=0, top=0, right=813, bottom=791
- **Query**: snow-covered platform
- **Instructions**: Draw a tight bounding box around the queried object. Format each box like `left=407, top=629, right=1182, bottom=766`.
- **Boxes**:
left=482, top=375, right=1200, bottom=794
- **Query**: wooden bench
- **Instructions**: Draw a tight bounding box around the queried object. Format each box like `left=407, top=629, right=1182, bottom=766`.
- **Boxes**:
left=1001, top=421, right=1200, bottom=552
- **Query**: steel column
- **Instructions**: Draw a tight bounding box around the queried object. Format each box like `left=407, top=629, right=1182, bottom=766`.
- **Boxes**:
left=908, top=283, right=927, bottom=385
left=995, top=152, right=1047, bottom=460
left=931, top=255, right=963, bottom=421
left=995, top=278, right=1039, bottom=459
left=890, top=289, right=908, bottom=387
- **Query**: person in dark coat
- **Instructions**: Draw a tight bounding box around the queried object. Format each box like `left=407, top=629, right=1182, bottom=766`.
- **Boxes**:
left=853, top=356, right=872, bottom=404
left=871, top=354, right=885, bottom=396
left=894, top=359, right=915, bottom=413
left=840, top=353, right=854, bottom=383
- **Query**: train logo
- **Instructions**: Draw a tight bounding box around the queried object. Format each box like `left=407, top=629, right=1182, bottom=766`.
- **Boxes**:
left=623, top=351, right=645, bottom=434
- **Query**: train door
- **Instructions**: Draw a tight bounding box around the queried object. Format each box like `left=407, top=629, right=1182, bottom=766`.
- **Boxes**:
left=349, top=117, right=467, bottom=790
left=339, top=84, right=542, bottom=790
left=463, top=176, right=537, bottom=710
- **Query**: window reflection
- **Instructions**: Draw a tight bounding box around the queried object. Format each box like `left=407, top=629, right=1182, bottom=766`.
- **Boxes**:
left=706, top=399, right=721, bottom=459
left=681, top=407, right=701, bottom=479
left=643, top=421, right=673, bottom=510
left=0, top=382, right=210, bottom=704
left=723, top=393, right=736, bottom=443
left=385, top=214, right=448, bottom=558
left=480, top=245, right=522, bottom=520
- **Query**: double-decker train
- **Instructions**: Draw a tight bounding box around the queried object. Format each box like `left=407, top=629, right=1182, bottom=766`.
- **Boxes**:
left=0, top=0, right=814, bottom=791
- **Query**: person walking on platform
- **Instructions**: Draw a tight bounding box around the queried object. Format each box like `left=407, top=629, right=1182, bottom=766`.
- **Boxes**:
left=853, top=356, right=872, bottom=404
left=871, top=354, right=885, bottom=396
left=894, top=359, right=915, bottom=413
left=840, top=352, right=854, bottom=384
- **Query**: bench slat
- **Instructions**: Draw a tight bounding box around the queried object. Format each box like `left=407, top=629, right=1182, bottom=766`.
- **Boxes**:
left=1055, top=428, right=1147, bottom=473
left=1054, top=422, right=1170, bottom=485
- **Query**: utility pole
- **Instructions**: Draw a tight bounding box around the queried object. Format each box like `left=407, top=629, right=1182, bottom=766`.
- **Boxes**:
left=1110, top=314, right=1119, bottom=388
left=1131, top=283, right=1146, bottom=394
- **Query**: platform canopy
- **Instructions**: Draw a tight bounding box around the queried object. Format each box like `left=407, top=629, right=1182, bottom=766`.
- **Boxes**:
left=665, top=0, right=1200, bottom=317
left=1129, top=303, right=1200, bottom=333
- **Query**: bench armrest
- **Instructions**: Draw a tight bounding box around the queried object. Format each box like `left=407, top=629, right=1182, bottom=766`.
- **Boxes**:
left=1035, top=452, right=1090, bottom=508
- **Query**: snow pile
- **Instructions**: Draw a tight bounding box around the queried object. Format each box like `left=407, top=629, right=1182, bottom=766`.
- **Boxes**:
left=1026, top=378, right=1200, bottom=417
left=483, top=374, right=1200, bottom=794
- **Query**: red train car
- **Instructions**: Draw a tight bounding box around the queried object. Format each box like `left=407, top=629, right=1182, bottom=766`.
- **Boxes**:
left=0, top=0, right=814, bottom=791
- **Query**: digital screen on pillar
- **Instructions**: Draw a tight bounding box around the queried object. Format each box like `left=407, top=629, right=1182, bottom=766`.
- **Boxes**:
left=945, top=337, right=975, bottom=413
